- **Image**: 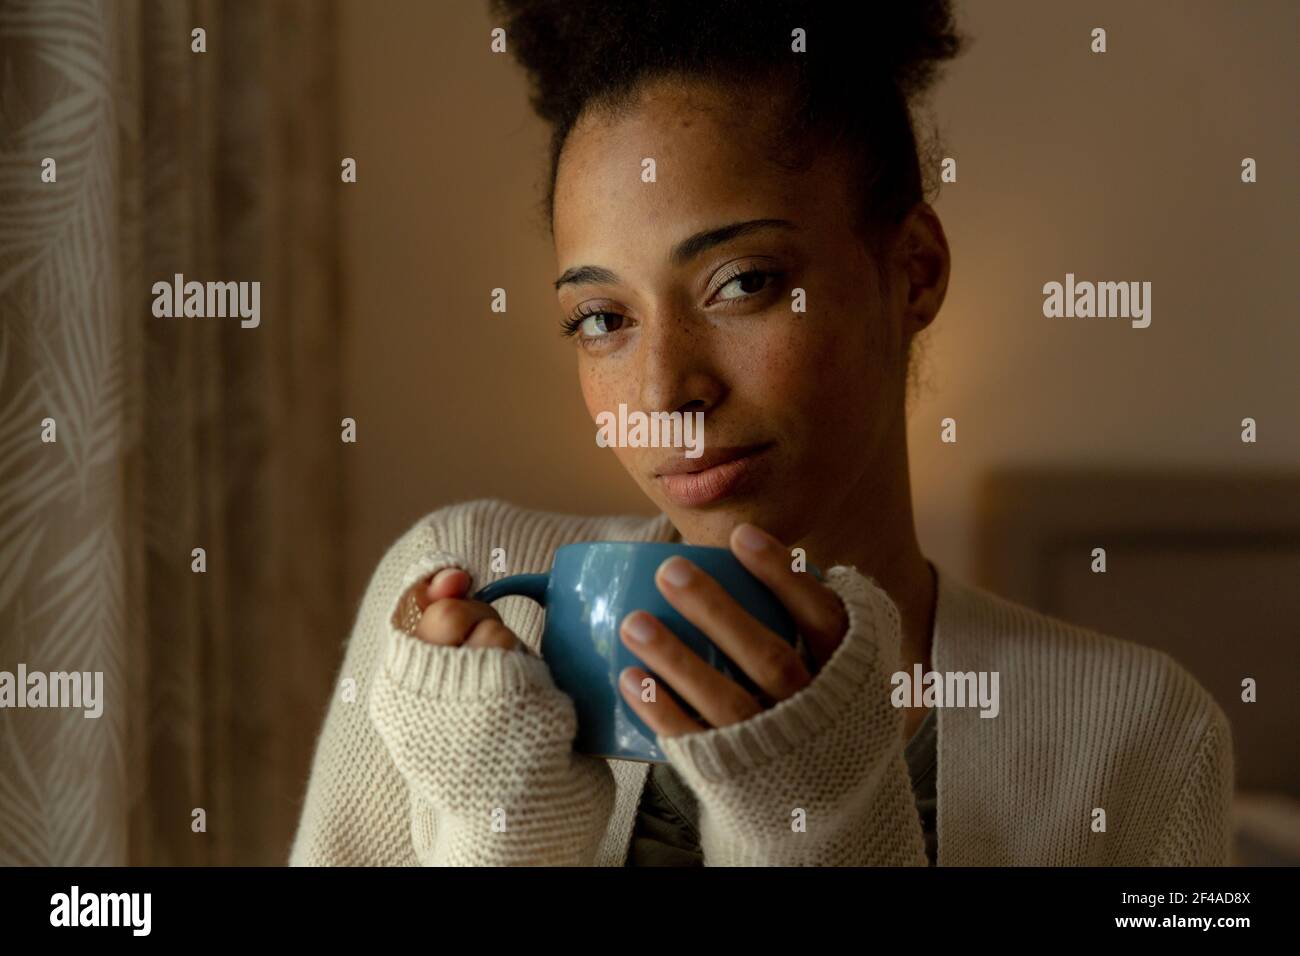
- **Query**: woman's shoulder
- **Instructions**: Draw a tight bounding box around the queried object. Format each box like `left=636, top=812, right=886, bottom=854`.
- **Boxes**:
left=936, top=567, right=1230, bottom=738
left=936, top=570, right=1234, bottom=864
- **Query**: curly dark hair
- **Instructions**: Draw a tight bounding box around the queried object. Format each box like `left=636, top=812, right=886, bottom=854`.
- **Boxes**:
left=490, top=0, right=965, bottom=254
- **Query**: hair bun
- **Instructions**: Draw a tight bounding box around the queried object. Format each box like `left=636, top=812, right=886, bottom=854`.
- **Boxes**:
left=866, top=1, right=965, bottom=99
left=491, top=0, right=965, bottom=126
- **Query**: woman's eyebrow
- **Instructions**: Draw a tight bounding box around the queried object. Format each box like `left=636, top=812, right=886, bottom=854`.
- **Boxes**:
left=553, top=218, right=796, bottom=291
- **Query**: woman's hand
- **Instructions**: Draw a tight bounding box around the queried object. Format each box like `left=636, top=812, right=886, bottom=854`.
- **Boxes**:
left=617, top=522, right=849, bottom=737
left=377, top=564, right=616, bottom=867
left=410, top=568, right=524, bottom=651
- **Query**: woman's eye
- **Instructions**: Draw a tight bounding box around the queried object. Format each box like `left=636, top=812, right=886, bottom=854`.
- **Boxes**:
left=565, top=311, right=625, bottom=339
left=715, top=270, right=772, bottom=301
left=591, top=313, right=624, bottom=335
left=583, top=312, right=624, bottom=337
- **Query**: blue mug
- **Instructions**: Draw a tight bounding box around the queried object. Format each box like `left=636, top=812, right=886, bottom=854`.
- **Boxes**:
left=472, top=541, right=814, bottom=763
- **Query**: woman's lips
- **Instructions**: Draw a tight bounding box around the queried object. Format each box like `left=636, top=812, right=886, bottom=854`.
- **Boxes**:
left=655, top=444, right=771, bottom=507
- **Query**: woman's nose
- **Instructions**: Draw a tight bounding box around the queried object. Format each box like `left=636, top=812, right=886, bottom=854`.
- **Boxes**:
left=635, top=318, right=726, bottom=416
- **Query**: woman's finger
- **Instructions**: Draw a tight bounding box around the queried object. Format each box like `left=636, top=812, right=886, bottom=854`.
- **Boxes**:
left=419, top=567, right=470, bottom=609
left=415, top=597, right=501, bottom=646
left=619, top=611, right=763, bottom=728
left=729, top=523, right=848, bottom=667
left=411, top=567, right=471, bottom=613
left=654, top=556, right=811, bottom=702
left=617, top=665, right=705, bottom=739
left=463, top=618, right=523, bottom=651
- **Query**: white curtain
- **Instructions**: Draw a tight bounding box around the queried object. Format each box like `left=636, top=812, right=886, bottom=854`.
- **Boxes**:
left=0, top=0, right=344, bottom=865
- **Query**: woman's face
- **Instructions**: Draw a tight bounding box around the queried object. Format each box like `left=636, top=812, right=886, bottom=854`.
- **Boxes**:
left=552, top=76, right=928, bottom=549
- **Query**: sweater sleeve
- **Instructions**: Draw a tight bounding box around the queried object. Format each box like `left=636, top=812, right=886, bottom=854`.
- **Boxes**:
left=1149, top=702, right=1235, bottom=866
left=290, top=518, right=615, bottom=866
left=368, top=610, right=616, bottom=866
left=656, top=564, right=928, bottom=866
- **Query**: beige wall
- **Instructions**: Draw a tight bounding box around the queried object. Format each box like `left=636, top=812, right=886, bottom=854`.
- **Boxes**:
left=339, top=0, right=1299, bottom=605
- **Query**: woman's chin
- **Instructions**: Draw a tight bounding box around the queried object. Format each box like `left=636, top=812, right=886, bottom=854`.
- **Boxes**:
left=664, top=502, right=795, bottom=549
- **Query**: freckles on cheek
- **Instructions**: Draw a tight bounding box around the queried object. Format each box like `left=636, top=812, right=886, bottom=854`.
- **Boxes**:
left=817, top=308, right=883, bottom=384
left=760, top=324, right=859, bottom=409
left=824, top=338, right=871, bottom=402
left=579, top=361, right=648, bottom=450
left=578, top=362, right=615, bottom=417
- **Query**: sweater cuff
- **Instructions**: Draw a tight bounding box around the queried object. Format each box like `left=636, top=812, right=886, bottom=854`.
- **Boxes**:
left=657, top=564, right=902, bottom=782
left=381, top=625, right=558, bottom=699
left=382, top=546, right=559, bottom=699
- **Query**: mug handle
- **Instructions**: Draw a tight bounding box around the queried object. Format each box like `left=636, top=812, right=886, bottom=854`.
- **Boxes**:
left=472, top=573, right=549, bottom=607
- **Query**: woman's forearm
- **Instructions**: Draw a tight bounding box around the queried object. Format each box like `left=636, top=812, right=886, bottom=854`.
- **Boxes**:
left=369, top=631, right=616, bottom=865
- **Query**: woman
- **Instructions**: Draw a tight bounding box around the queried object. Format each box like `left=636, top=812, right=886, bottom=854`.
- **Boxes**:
left=290, top=0, right=1232, bottom=866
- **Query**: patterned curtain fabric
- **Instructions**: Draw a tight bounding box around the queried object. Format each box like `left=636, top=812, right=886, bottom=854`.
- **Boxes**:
left=0, top=0, right=343, bottom=865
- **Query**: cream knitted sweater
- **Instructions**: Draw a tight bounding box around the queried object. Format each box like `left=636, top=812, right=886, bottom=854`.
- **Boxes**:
left=289, top=499, right=1234, bottom=866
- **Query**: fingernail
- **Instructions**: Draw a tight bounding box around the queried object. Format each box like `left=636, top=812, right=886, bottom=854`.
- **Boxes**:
left=430, top=567, right=461, bottom=589
left=659, top=556, right=693, bottom=587
left=733, top=523, right=770, bottom=552
left=620, top=669, right=642, bottom=693
left=623, top=612, right=656, bottom=644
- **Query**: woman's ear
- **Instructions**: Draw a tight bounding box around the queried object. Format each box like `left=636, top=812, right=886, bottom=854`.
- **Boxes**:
left=895, top=202, right=950, bottom=334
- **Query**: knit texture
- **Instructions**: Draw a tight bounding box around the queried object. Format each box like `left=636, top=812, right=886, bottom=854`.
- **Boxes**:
left=289, top=498, right=1234, bottom=866
left=656, top=565, right=925, bottom=864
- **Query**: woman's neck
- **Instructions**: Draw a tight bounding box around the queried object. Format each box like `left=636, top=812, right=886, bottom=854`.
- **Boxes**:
left=795, top=420, right=937, bottom=679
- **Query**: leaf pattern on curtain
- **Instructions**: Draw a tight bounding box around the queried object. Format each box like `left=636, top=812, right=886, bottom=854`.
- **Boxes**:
left=0, top=0, right=130, bottom=867
left=0, top=0, right=343, bottom=865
